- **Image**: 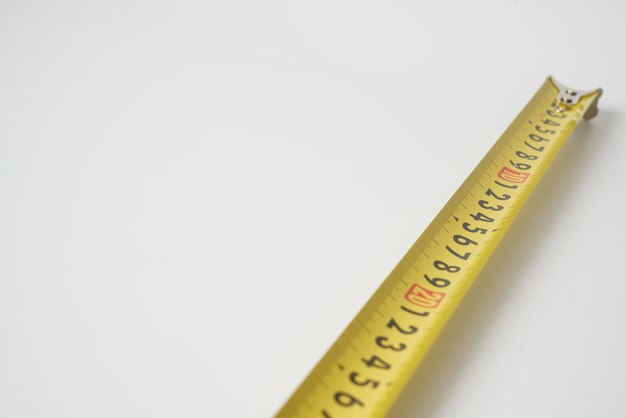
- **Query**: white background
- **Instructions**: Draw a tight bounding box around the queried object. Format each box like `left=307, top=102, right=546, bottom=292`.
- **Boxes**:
left=1, top=1, right=625, bottom=417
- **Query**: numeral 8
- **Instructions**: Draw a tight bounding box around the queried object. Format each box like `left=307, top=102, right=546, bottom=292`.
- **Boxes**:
left=434, top=260, right=460, bottom=273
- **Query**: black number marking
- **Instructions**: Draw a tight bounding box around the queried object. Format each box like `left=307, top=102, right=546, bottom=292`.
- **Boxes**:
left=401, top=306, right=430, bottom=316
left=349, top=372, right=380, bottom=389
left=362, top=355, right=391, bottom=370
left=424, top=273, right=452, bottom=287
left=547, top=109, right=567, bottom=119
left=479, top=199, right=504, bottom=211
left=454, top=234, right=478, bottom=246
left=536, top=125, right=556, bottom=134
left=375, top=336, right=407, bottom=352
left=516, top=151, right=537, bottom=160
left=540, top=118, right=559, bottom=127
left=334, top=391, right=364, bottom=407
left=494, top=180, right=518, bottom=189
left=529, top=133, right=549, bottom=143
left=463, top=221, right=488, bottom=234
left=434, top=260, right=460, bottom=273
left=470, top=212, right=495, bottom=223
left=524, top=141, right=545, bottom=152
left=509, top=161, right=532, bottom=170
left=446, top=245, right=470, bottom=260
left=486, top=188, right=511, bottom=200
left=387, top=318, right=418, bottom=334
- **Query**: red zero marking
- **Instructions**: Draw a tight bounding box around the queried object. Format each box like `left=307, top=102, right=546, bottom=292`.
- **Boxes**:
left=497, top=166, right=530, bottom=184
left=404, top=284, right=446, bottom=309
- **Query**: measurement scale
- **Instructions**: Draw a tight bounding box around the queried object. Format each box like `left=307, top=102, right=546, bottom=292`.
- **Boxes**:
left=275, top=77, right=602, bottom=418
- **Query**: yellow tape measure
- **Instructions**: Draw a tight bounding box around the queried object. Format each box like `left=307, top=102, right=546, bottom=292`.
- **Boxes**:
left=275, top=77, right=602, bottom=418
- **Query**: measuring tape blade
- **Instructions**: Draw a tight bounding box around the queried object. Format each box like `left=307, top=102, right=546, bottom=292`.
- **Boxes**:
left=275, top=77, right=602, bottom=418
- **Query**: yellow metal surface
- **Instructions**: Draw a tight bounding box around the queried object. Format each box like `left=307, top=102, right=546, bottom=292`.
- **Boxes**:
left=276, top=78, right=602, bottom=418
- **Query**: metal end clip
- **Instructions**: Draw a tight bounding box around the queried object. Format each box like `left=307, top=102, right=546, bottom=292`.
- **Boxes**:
left=548, top=76, right=602, bottom=120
